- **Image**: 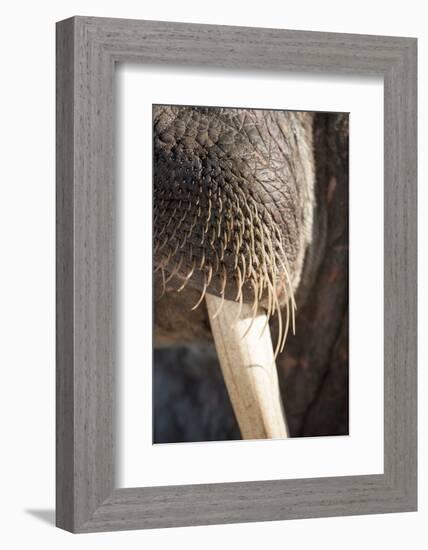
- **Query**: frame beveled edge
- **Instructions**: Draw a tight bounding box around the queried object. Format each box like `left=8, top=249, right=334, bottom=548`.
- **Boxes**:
left=56, top=16, right=417, bottom=533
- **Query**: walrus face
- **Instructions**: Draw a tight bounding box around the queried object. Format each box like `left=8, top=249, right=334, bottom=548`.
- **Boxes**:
left=153, top=105, right=315, bottom=345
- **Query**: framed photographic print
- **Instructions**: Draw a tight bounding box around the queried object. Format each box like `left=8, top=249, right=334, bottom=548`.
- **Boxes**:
left=56, top=16, right=417, bottom=532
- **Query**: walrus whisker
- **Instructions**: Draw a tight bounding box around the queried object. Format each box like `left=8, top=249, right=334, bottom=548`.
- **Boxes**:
left=258, top=270, right=265, bottom=300
left=217, top=214, right=222, bottom=238
left=260, top=278, right=274, bottom=338
left=211, top=292, right=225, bottom=319
left=273, top=288, right=283, bottom=360
left=240, top=253, right=246, bottom=287
left=276, top=248, right=296, bottom=311
left=280, top=297, right=291, bottom=354
left=211, top=264, right=227, bottom=319
left=207, top=196, right=212, bottom=223
left=206, top=263, right=213, bottom=288
left=165, top=211, right=176, bottom=230
left=153, top=254, right=168, bottom=273
left=233, top=234, right=240, bottom=269
left=241, top=279, right=259, bottom=339
left=157, top=224, right=166, bottom=239
left=291, top=304, right=296, bottom=336
left=176, top=257, right=196, bottom=292
left=159, top=267, right=166, bottom=298
left=199, top=250, right=206, bottom=270
left=159, top=235, right=169, bottom=253
left=219, top=239, right=225, bottom=261
left=191, top=272, right=208, bottom=311
left=235, top=265, right=243, bottom=302
left=178, top=209, right=187, bottom=226
left=171, top=238, right=180, bottom=258
left=164, top=253, right=184, bottom=283
left=179, top=233, right=188, bottom=249
left=211, top=247, right=219, bottom=273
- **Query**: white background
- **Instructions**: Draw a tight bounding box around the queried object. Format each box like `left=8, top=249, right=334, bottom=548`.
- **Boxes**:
left=118, top=67, right=383, bottom=487
left=0, top=1, right=425, bottom=549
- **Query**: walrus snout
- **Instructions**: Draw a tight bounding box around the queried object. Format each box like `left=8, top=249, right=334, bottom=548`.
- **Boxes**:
left=153, top=105, right=315, bottom=316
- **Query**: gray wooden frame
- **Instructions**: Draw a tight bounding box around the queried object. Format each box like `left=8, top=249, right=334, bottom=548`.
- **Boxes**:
left=56, top=16, right=417, bottom=533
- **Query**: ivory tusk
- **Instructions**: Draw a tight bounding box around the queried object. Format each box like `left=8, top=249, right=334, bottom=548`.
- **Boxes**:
left=205, top=293, right=289, bottom=440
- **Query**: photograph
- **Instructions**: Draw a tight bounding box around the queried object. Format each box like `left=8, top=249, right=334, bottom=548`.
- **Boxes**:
left=153, top=104, right=349, bottom=443
left=50, top=11, right=417, bottom=535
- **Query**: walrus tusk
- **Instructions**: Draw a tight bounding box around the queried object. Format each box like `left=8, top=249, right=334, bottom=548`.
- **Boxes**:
left=205, top=293, right=289, bottom=440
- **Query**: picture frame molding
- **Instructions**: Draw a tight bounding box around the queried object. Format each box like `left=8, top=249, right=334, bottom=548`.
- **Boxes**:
left=56, top=15, right=417, bottom=532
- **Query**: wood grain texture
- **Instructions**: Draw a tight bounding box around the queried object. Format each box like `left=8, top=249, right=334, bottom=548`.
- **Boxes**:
left=56, top=18, right=75, bottom=532
left=56, top=16, right=417, bottom=532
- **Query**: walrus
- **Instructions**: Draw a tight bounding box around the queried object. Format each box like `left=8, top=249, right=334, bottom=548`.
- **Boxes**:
left=153, top=105, right=349, bottom=443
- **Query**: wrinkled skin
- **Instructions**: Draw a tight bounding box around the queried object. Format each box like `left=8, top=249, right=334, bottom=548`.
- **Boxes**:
left=153, top=105, right=349, bottom=442
left=154, top=106, right=315, bottom=308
